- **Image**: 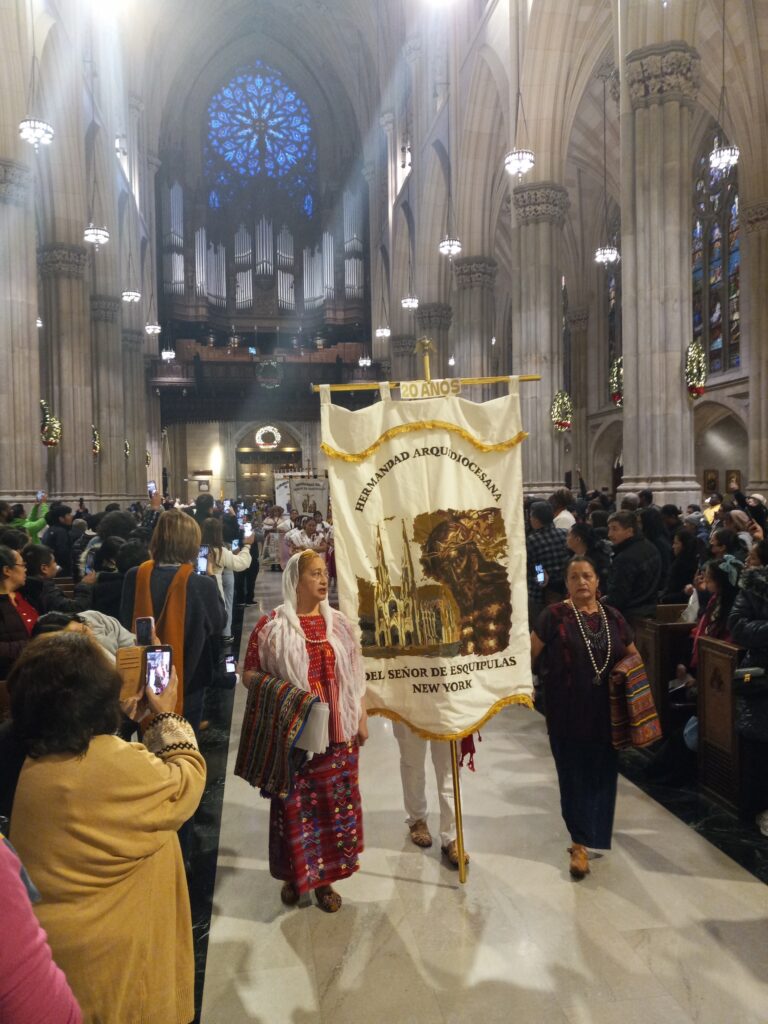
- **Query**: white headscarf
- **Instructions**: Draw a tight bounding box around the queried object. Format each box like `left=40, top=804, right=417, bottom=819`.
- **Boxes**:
left=256, top=551, right=366, bottom=741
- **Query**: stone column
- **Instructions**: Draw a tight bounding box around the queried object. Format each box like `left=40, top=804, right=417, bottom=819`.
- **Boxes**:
left=415, top=302, right=452, bottom=377
left=512, top=182, right=570, bottom=493
left=567, top=307, right=589, bottom=482
left=452, top=256, right=497, bottom=390
left=0, top=158, right=43, bottom=500
left=390, top=334, right=416, bottom=381
left=121, top=330, right=144, bottom=500
left=743, top=199, right=768, bottom=492
left=90, top=294, right=124, bottom=502
left=619, top=42, right=701, bottom=507
left=38, top=244, right=96, bottom=501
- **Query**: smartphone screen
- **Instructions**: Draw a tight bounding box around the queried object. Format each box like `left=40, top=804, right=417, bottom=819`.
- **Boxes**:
left=145, top=646, right=172, bottom=695
left=223, top=499, right=231, bottom=510
left=135, top=616, right=154, bottom=646
left=225, top=655, right=237, bottom=674
left=243, top=523, right=253, bottom=538
left=147, top=480, right=157, bottom=496
left=196, top=546, right=209, bottom=574
left=231, top=539, right=240, bottom=552
left=535, top=563, right=545, bottom=585
left=36, top=490, right=44, bottom=502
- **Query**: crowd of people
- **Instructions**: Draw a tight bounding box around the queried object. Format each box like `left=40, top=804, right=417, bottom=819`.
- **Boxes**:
left=1, top=476, right=768, bottom=1020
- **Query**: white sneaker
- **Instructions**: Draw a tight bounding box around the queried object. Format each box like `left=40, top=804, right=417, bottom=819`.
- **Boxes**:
left=755, top=810, right=768, bottom=837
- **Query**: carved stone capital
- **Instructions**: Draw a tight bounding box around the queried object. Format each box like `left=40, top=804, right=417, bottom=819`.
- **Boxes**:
left=567, top=307, right=589, bottom=332
left=743, top=200, right=768, bottom=234
left=90, top=295, right=121, bottom=323
left=391, top=334, right=416, bottom=357
left=416, top=302, right=452, bottom=334
left=512, top=182, right=570, bottom=226
left=625, top=42, right=700, bottom=110
left=37, top=245, right=89, bottom=279
left=452, top=256, right=498, bottom=291
left=121, top=329, right=144, bottom=351
left=0, top=159, right=31, bottom=206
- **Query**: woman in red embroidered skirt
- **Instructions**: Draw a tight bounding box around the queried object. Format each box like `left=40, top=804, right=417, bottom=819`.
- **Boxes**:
left=243, top=550, right=367, bottom=912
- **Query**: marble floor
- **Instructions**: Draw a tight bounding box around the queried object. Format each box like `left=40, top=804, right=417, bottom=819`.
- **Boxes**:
left=198, top=573, right=768, bottom=1024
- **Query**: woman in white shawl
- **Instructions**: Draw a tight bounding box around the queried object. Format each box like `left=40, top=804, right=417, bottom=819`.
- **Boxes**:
left=242, top=550, right=367, bottom=912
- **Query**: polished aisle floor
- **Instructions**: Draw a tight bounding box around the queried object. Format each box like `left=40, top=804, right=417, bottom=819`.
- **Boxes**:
left=201, top=572, right=768, bottom=1024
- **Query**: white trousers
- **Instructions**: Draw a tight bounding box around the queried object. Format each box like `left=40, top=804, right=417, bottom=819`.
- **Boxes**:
left=393, top=721, right=456, bottom=846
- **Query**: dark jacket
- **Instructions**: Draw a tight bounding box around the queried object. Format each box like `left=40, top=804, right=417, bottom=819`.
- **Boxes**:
left=46, top=523, right=74, bottom=578
left=660, top=550, right=699, bottom=604
left=119, top=565, right=226, bottom=708
left=0, top=596, right=30, bottom=679
left=21, top=576, right=87, bottom=616
left=728, top=566, right=768, bottom=670
left=74, top=571, right=126, bottom=619
left=604, top=535, right=662, bottom=618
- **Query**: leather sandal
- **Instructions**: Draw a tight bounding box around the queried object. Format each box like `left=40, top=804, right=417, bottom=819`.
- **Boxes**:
left=568, top=844, right=590, bottom=879
left=314, top=886, right=342, bottom=913
left=441, top=840, right=470, bottom=868
left=280, top=882, right=300, bottom=906
left=408, top=819, right=433, bottom=848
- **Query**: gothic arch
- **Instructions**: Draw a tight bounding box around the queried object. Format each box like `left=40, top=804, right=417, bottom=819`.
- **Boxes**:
left=233, top=420, right=303, bottom=451
left=590, top=416, right=623, bottom=492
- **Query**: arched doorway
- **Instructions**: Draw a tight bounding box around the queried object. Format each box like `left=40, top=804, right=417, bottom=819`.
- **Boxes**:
left=693, top=402, right=748, bottom=492
left=235, top=422, right=303, bottom=501
left=590, top=419, right=623, bottom=494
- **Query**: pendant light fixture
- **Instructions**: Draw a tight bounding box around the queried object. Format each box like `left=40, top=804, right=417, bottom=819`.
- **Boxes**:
left=401, top=245, right=419, bottom=311
left=594, top=74, right=620, bottom=266
left=19, top=0, right=54, bottom=151
left=709, top=0, right=739, bottom=173
left=439, top=115, right=462, bottom=257
left=504, top=12, right=535, bottom=179
left=161, top=340, right=175, bottom=361
left=83, top=49, right=109, bottom=249
left=358, top=352, right=372, bottom=368
left=375, top=257, right=391, bottom=337
left=122, top=226, right=141, bottom=303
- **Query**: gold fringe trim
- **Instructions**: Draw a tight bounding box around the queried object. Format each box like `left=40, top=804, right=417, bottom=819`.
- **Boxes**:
left=321, top=423, right=529, bottom=463
left=367, top=692, right=534, bottom=741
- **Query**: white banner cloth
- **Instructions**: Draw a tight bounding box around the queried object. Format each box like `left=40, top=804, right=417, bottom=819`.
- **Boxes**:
left=320, top=381, right=533, bottom=740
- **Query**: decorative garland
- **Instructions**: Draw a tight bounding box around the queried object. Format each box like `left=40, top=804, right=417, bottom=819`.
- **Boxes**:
left=685, top=339, right=707, bottom=398
left=255, top=425, right=281, bottom=450
left=609, top=356, right=624, bottom=407
left=550, top=390, right=573, bottom=432
left=145, top=449, right=151, bottom=467
left=40, top=400, right=62, bottom=448
left=123, top=440, right=131, bottom=459
left=255, top=359, right=282, bottom=389
left=91, top=424, right=102, bottom=458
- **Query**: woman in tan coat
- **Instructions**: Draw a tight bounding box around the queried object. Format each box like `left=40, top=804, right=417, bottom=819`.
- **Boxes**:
left=8, top=632, right=206, bottom=1024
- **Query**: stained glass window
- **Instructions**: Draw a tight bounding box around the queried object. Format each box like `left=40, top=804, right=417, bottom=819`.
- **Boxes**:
left=206, top=62, right=316, bottom=216
left=691, top=128, right=739, bottom=372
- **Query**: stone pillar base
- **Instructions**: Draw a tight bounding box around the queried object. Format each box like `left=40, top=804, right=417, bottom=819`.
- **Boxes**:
left=618, top=475, right=702, bottom=509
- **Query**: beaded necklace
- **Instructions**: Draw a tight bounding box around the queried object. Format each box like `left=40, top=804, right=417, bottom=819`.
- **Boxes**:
left=567, top=599, right=612, bottom=686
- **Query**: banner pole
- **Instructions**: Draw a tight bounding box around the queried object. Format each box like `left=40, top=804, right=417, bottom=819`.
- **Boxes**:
left=449, top=739, right=468, bottom=884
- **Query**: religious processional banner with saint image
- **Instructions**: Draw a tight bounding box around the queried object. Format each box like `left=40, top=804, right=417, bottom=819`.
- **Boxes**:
left=319, top=378, right=534, bottom=741
left=289, top=476, right=330, bottom=519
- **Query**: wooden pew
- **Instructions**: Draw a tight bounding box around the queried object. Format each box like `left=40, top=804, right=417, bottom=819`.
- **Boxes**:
left=630, top=605, right=691, bottom=735
left=697, top=637, right=744, bottom=814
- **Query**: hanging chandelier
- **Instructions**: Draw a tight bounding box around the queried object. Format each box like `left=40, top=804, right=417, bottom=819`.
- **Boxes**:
left=36, top=316, right=43, bottom=328
left=83, top=53, right=109, bottom=250
left=122, top=234, right=141, bottom=303
left=438, top=235, right=462, bottom=258
left=161, top=342, right=176, bottom=362
left=122, top=288, right=141, bottom=303
left=375, top=325, right=391, bottom=338
left=594, top=73, right=620, bottom=266
left=358, top=353, right=372, bottom=368
left=504, top=149, right=535, bottom=178
left=19, top=4, right=54, bottom=151
left=448, top=354, right=456, bottom=367
left=709, top=0, right=738, bottom=172
left=401, top=295, right=419, bottom=311
left=401, top=248, right=419, bottom=310
left=145, top=321, right=162, bottom=335
left=504, top=21, right=535, bottom=179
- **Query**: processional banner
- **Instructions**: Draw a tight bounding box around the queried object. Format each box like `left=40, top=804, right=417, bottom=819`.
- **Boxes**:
left=289, top=476, right=330, bottom=519
left=319, top=379, right=533, bottom=740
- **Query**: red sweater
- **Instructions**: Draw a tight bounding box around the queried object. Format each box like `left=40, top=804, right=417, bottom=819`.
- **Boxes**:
left=0, top=837, right=81, bottom=1023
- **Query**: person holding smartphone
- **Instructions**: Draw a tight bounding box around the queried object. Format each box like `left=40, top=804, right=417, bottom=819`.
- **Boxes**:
left=120, top=509, right=225, bottom=733
left=8, top=632, right=205, bottom=1024
left=200, top=517, right=253, bottom=644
